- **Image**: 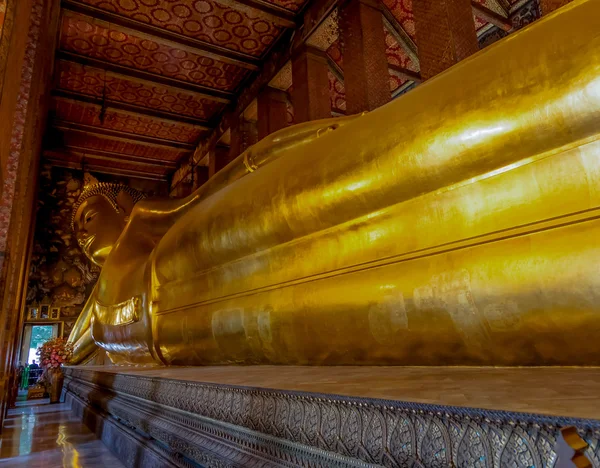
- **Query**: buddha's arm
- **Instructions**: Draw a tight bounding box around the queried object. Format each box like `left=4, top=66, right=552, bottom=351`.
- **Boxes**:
left=121, top=114, right=365, bottom=244
left=152, top=0, right=600, bottom=289
left=68, top=285, right=98, bottom=364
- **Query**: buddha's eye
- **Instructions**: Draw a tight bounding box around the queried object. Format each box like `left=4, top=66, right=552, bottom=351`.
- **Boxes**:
left=84, top=212, right=96, bottom=224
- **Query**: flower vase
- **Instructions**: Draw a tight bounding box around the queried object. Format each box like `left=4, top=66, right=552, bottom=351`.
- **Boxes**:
left=47, top=367, right=64, bottom=404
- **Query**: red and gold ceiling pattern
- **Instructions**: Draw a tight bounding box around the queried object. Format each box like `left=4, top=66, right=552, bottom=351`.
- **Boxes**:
left=76, top=0, right=284, bottom=56
left=328, top=71, right=346, bottom=113
left=55, top=130, right=189, bottom=162
left=93, top=159, right=168, bottom=174
left=60, top=12, right=248, bottom=91
left=53, top=98, right=206, bottom=144
left=56, top=61, right=224, bottom=121
left=384, top=28, right=417, bottom=71
left=327, top=40, right=343, bottom=69
left=382, top=0, right=414, bottom=40
left=48, top=151, right=170, bottom=174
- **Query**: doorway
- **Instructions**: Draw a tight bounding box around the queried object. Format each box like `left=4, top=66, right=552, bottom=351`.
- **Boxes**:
left=19, top=323, right=60, bottom=366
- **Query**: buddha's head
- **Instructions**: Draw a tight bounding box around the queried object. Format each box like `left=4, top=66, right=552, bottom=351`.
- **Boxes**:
left=71, top=173, right=145, bottom=267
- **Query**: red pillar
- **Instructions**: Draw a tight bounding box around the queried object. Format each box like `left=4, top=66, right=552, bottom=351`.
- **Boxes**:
left=413, top=0, right=479, bottom=80
left=540, top=0, right=573, bottom=15
left=257, top=87, right=289, bottom=140
left=339, top=0, right=391, bottom=113
left=291, top=46, right=331, bottom=123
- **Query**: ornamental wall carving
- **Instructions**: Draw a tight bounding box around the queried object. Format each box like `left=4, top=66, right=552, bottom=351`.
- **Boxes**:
left=64, top=368, right=600, bottom=468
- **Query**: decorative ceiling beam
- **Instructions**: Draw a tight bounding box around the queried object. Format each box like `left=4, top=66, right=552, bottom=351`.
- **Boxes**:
left=48, top=126, right=194, bottom=155
left=44, top=157, right=169, bottom=181
left=61, top=0, right=265, bottom=69
left=44, top=148, right=178, bottom=169
left=208, top=0, right=296, bottom=28
left=299, top=0, right=339, bottom=45
left=496, top=0, right=512, bottom=15
left=327, top=56, right=344, bottom=81
left=471, top=1, right=512, bottom=31
left=57, top=51, right=233, bottom=104
left=52, top=120, right=197, bottom=150
left=388, top=64, right=422, bottom=83
left=381, top=8, right=419, bottom=65
left=52, top=89, right=212, bottom=129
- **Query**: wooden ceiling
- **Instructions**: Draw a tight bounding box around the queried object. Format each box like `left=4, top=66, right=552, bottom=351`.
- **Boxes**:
left=43, top=0, right=539, bottom=183
left=44, top=0, right=307, bottom=181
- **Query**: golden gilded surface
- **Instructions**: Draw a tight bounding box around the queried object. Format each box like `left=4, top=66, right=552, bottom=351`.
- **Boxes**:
left=70, top=0, right=600, bottom=366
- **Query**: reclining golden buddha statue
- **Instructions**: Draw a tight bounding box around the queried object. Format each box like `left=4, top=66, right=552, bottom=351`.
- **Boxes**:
left=69, top=0, right=600, bottom=367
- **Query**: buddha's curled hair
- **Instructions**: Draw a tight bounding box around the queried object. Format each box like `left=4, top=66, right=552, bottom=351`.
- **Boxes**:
left=71, top=173, right=146, bottom=230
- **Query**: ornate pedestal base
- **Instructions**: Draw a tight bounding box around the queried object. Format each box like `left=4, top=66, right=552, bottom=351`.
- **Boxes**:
left=63, top=366, right=600, bottom=467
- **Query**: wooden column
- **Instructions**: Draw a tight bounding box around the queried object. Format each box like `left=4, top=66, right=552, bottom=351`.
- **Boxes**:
left=291, top=46, right=331, bottom=123
left=339, top=0, right=391, bottom=114
left=209, top=145, right=233, bottom=178
left=540, top=0, right=573, bottom=15
left=228, top=116, right=258, bottom=162
left=257, top=87, right=289, bottom=140
left=192, top=165, right=209, bottom=190
left=413, top=0, right=479, bottom=80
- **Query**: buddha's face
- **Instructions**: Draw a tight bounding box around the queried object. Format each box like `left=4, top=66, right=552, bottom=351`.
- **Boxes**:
left=74, top=195, right=127, bottom=267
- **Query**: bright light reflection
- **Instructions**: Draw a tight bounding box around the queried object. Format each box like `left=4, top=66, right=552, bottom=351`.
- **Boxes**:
left=345, top=180, right=369, bottom=192
left=459, top=124, right=507, bottom=143
left=368, top=228, right=385, bottom=242
left=57, top=423, right=81, bottom=468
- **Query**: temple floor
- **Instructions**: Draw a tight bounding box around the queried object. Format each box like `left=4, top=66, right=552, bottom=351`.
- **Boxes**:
left=0, top=391, right=125, bottom=467
left=80, top=365, right=600, bottom=420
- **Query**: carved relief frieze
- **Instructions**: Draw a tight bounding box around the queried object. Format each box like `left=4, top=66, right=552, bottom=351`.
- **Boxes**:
left=63, top=368, right=600, bottom=468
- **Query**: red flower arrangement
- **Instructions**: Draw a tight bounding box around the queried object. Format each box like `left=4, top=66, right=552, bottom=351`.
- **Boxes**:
left=36, top=337, right=74, bottom=369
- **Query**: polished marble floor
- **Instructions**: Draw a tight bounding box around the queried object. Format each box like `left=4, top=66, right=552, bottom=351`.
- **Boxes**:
left=0, top=393, right=124, bottom=467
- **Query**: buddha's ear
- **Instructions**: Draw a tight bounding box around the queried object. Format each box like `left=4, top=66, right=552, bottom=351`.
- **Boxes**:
left=116, top=190, right=135, bottom=216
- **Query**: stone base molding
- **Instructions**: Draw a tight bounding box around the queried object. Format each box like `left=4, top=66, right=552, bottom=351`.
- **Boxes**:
left=63, top=367, right=600, bottom=467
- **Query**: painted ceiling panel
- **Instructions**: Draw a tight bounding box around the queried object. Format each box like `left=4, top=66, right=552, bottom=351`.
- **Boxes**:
left=381, top=0, right=415, bottom=40
left=53, top=97, right=206, bottom=144
left=474, top=14, right=489, bottom=31
left=384, top=28, right=418, bottom=71
left=327, top=40, right=342, bottom=69
left=75, top=0, right=283, bottom=56
left=53, top=130, right=189, bottom=162
left=56, top=60, right=224, bottom=120
left=60, top=12, right=248, bottom=91
left=328, top=71, right=346, bottom=114
left=48, top=151, right=170, bottom=174
left=83, top=157, right=169, bottom=174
